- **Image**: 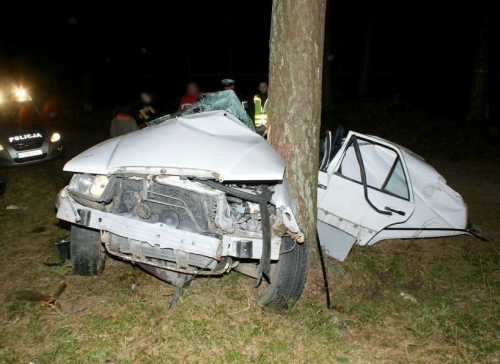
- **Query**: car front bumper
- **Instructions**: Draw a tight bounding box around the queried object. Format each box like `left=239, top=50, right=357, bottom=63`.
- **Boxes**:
left=56, top=188, right=281, bottom=261
left=0, top=142, right=64, bottom=167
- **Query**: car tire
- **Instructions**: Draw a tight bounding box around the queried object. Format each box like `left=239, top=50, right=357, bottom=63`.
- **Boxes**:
left=70, top=224, right=106, bottom=276
left=258, top=235, right=309, bottom=309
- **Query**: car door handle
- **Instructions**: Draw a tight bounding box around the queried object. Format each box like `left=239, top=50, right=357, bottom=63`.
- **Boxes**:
left=385, top=207, right=406, bottom=216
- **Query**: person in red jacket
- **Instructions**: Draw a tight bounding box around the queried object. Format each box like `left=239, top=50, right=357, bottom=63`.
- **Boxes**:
left=179, top=82, right=200, bottom=110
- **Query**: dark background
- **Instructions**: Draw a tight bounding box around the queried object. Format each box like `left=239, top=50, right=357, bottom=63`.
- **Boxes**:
left=0, top=0, right=497, bottom=132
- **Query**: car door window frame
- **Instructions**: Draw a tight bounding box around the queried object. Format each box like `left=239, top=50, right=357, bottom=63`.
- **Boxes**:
left=334, top=135, right=412, bottom=202
left=380, top=158, right=410, bottom=200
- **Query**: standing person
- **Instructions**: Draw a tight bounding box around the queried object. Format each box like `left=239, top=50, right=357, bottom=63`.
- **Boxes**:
left=255, top=81, right=268, bottom=106
left=138, top=90, right=159, bottom=124
left=179, top=82, right=200, bottom=110
left=110, top=103, right=139, bottom=138
left=221, top=78, right=236, bottom=91
left=253, top=81, right=269, bottom=135
left=221, top=79, right=248, bottom=110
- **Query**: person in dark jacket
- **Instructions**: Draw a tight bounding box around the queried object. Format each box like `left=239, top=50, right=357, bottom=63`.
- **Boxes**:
left=221, top=79, right=248, bottom=110
left=110, top=103, right=139, bottom=138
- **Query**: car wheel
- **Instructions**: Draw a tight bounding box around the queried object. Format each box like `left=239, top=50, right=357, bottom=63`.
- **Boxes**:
left=70, top=224, right=106, bottom=276
left=258, top=235, right=309, bottom=309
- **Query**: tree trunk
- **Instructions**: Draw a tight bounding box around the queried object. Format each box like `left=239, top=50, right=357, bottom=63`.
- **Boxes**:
left=268, top=0, right=326, bottom=246
left=467, top=12, right=490, bottom=122
left=358, top=16, right=373, bottom=99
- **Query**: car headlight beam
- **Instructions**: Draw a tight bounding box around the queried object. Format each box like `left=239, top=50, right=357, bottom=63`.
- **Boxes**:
left=50, top=132, right=61, bottom=143
left=15, top=89, right=27, bottom=98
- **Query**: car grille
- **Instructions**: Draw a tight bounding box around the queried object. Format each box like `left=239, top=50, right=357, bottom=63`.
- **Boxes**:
left=112, top=179, right=218, bottom=234
left=147, top=184, right=209, bottom=232
left=11, top=139, right=44, bottom=151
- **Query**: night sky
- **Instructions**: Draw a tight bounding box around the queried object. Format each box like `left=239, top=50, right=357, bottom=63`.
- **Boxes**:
left=0, top=2, right=272, bottom=78
left=0, top=0, right=496, bottom=108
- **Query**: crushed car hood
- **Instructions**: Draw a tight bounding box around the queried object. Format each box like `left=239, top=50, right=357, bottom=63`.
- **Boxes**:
left=64, top=110, right=285, bottom=181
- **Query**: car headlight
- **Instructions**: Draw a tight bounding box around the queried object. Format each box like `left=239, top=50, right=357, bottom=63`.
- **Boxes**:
left=50, top=133, right=61, bottom=142
left=15, top=89, right=27, bottom=98
left=69, top=174, right=110, bottom=199
left=90, top=175, right=109, bottom=197
left=0, top=144, right=4, bottom=151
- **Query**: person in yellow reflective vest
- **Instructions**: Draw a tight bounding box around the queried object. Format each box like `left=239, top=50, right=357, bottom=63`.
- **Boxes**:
left=253, top=81, right=268, bottom=135
left=137, top=90, right=160, bottom=127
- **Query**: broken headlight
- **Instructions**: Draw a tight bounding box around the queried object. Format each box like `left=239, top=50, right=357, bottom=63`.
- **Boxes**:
left=68, top=174, right=112, bottom=201
left=90, top=175, right=109, bottom=197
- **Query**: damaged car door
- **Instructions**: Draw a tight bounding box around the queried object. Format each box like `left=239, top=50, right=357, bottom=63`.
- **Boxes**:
left=317, top=132, right=416, bottom=261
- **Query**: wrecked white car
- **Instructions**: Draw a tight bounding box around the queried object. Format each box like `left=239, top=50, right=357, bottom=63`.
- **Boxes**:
left=317, top=126, right=483, bottom=262
left=56, top=92, right=307, bottom=309
left=56, top=91, right=479, bottom=308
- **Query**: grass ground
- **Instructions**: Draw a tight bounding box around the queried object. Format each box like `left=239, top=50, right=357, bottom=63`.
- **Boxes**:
left=0, top=125, right=499, bottom=363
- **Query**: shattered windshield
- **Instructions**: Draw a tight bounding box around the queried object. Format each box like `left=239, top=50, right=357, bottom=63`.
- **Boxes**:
left=147, top=90, right=255, bottom=131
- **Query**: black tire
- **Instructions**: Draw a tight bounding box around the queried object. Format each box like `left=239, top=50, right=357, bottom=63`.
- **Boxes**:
left=258, top=236, right=309, bottom=309
left=70, top=225, right=106, bottom=276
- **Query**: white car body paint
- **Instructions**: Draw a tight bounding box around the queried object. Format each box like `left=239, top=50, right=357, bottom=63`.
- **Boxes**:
left=64, top=110, right=285, bottom=182
left=317, top=131, right=469, bottom=261
left=61, top=110, right=471, bottom=264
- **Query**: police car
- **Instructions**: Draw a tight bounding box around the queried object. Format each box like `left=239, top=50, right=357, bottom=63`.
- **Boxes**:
left=0, top=88, right=64, bottom=167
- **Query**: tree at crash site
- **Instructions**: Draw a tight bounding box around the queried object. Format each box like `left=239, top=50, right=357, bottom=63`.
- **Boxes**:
left=267, top=0, right=327, bottom=248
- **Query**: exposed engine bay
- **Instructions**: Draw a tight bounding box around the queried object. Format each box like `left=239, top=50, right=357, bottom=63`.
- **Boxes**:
left=61, top=173, right=303, bottom=286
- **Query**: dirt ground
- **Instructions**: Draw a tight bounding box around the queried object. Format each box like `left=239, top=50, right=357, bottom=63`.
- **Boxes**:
left=0, top=129, right=499, bottom=363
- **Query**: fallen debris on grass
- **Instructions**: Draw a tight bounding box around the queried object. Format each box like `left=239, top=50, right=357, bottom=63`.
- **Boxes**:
left=5, top=281, right=67, bottom=312
left=401, top=291, right=419, bottom=304
left=6, top=205, right=28, bottom=210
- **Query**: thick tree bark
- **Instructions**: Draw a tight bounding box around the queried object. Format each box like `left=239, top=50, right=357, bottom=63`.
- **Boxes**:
left=467, top=12, right=490, bottom=122
left=268, top=0, right=326, bottom=246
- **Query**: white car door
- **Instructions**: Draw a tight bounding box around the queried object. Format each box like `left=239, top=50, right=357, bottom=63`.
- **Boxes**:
left=317, top=132, right=416, bottom=260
